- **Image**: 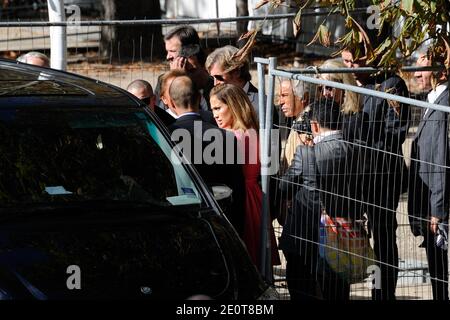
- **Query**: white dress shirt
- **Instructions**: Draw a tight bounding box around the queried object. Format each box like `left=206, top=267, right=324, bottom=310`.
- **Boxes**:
left=424, top=83, right=448, bottom=118
left=313, top=130, right=342, bottom=144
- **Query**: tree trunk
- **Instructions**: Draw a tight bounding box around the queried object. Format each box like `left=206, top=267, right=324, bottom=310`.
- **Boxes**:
left=100, top=0, right=163, bottom=62
left=236, top=0, right=249, bottom=37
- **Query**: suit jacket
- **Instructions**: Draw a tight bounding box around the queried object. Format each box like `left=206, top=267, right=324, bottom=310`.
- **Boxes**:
left=169, top=114, right=246, bottom=235
left=152, top=107, right=215, bottom=128
left=279, top=132, right=359, bottom=254
left=362, top=74, right=410, bottom=204
left=363, top=73, right=410, bottom=154
left=408, top=87, right=450, bottom=236
left=278, top=143, right=320, bottom=255
left=154, top=106, right=176, bottom=127
left=314, top=132, right=360, bottom=220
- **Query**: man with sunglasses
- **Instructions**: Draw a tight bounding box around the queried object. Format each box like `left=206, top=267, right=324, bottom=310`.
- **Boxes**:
left=205, top=45, right=261, bottom=117
left=408, top=51, right=449, bottom=300
left=127, top=79, right=175, bottom=127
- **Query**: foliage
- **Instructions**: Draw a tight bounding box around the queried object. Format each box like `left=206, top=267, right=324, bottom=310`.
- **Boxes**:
left=255, top=0, right=450, bottom=68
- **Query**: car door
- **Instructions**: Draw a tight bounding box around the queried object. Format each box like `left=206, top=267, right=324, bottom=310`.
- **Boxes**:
left=0, top=106, right=231, bottom=299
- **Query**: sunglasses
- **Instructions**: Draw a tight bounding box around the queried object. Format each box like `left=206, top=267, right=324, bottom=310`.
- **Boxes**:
left=212, top=74, right=225, bottom=82
left=318, top=85, right=334, bottom=92
left=141, top=96, right=152, bottom=105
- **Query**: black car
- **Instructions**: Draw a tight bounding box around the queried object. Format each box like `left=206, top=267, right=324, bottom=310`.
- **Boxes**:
left=0, top=59, right=275, bottom=300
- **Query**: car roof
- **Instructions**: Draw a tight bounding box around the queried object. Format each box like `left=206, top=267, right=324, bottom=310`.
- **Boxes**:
left=0, top=58, right=141, bottom=109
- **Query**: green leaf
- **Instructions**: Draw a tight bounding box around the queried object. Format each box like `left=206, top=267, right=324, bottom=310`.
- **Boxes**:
left=373, top=38, right=392, bottom=57
left=377, top=41, right=398, bottom=68
left=442, top=36, right=450, bottom=68
left=318, top=24, right=331, bottom=47
left=430, top=0, right=436, bottom=13
left=307, top=24, right=330, bottom=47
left=335, top=31, right=352, bottom=46
left=401, top=0, right=414, bottom=14
left=254, top=0, right=270, bottom=10
left=293, top=9, right=302, bottom=38
left=416, top=0, right=428, bottom=8
left=345, top=16, right=353, bottom=28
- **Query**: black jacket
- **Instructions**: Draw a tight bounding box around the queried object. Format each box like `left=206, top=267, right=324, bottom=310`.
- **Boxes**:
left=361, top=73, right=411, bottom=205
left=279, top=132, right=360, bottom=254
left=408, top=87, right=450, bottom=236
left=169, top=114, right=246, bottom=235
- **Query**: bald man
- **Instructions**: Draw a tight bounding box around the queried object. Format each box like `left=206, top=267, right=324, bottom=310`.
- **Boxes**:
left=17, top=51, right=50, bottom=68
left=127, top=79, right=175, bottom=127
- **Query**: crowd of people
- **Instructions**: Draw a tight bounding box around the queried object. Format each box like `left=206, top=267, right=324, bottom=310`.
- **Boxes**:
left=16, top=25, right=449, bottom=301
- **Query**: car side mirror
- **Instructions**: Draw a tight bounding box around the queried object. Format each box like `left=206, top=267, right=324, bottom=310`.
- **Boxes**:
left=210, top=185, right=233, bottom=202
left=210, top=185, right=233, bottom=214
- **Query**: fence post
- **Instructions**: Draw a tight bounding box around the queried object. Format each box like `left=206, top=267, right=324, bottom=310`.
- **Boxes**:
left=256, top=58, right=267, bottom=133
left=260, top=56, right=277, bottom=282
left=47, top=0, right=67, bottom=70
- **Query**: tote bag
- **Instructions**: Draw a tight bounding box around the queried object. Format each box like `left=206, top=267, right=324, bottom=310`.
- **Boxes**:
left=319, top=213, right=375, bottom=283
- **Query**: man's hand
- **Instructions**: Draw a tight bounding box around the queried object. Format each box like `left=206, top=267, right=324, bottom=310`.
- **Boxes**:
left=430, top=216, right=441, bottom=234
left=169, top=56, right=193, bottom=71
left=299, top=133, right=314, bottom=146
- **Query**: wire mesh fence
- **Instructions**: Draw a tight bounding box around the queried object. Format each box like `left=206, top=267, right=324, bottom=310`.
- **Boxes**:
left=1, top=8, right=449, bottom=301
left=0, top=14, right=300, bottom=90
left=258, top=57, right=449, bottom=300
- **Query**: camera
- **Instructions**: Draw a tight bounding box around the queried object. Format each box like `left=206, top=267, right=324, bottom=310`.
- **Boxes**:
left=291, top=110, right=312, bottom=137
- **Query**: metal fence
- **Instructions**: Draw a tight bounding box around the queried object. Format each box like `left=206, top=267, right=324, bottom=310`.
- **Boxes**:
left=0, top=15, right=298, bottom=90
left=1, top=11, right=449, bottom=300
left=0, top=9, right=369, bottom=89
left=256, top=57, right=450, bottom=300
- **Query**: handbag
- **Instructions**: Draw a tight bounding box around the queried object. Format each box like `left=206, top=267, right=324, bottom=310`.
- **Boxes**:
left=319, top=212, right=375, bottom=284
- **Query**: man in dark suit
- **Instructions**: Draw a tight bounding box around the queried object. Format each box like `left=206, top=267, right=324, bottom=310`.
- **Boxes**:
left=409, top=51, right=449, bottom=300
left=345, top=50, right=410, bottom=300
left=167, top=75, right=246, bottom=236
left=159, top=70, right=216, bottom=125
left=279, top=99, right=357, bottom=300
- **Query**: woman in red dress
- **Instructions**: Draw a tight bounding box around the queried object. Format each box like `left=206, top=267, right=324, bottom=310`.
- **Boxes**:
left=210, top=84, right=280, bottom=270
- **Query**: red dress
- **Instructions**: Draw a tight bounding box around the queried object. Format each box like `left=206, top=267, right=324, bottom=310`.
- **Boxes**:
left=234, top=130, right=280, bottom=270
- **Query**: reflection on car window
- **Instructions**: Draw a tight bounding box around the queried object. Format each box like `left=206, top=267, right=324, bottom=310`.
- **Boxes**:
left=0, top=108, right=203, bottom=207
left=0, top=80, right=87, bottom=96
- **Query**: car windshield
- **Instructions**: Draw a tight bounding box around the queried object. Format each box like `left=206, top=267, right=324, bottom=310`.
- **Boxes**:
left=0, top=107, right=204, bottom=208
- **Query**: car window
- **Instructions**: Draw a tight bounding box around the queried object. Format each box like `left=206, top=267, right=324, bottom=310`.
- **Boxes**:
left=0, top=108, right=203, bottom=207
left=0, top=80, right=88, bottom=96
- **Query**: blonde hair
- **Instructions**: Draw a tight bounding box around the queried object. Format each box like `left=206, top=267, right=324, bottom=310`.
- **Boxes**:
left=319, top=59, right=361, bottom=114
left=210, top=84, right=259, bottom=131
left=160, top=69, right=187, bottom=99
left=205, top=45, right=251, bottom=82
